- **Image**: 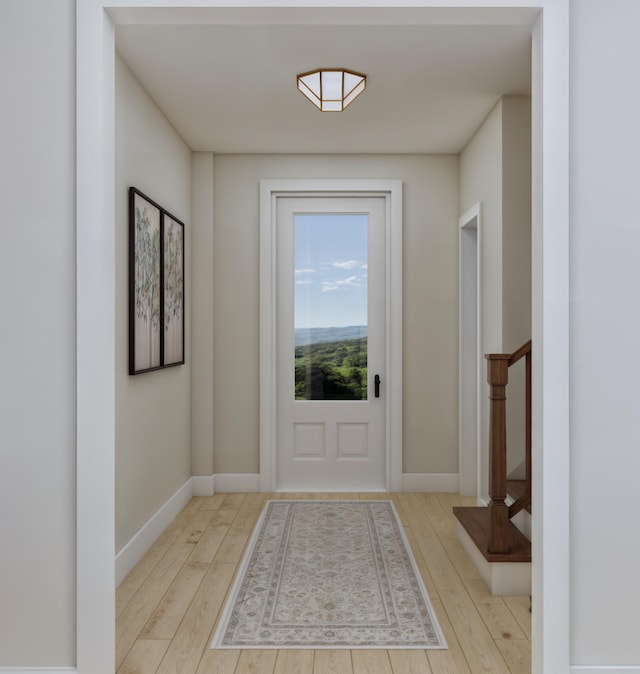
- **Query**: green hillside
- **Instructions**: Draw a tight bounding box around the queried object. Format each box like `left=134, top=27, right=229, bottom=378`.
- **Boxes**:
left=295, top=337, right=367, bottom=400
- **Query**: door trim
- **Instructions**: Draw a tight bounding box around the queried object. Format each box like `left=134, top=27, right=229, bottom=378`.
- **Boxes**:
left=259, top=180, right=403, bottom=492
left=458, top=203, right=482, bottom=498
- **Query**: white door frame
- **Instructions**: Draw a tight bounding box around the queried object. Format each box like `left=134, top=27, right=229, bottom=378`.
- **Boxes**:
left=259, top=180, right=403, bottom=493
left=458, top=203, right=482, bottom=498
left=77, top=4, right=569, bottom=674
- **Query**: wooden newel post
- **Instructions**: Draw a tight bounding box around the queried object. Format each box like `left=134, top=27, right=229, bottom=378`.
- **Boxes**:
left=485, top=353, right=511, bottom=555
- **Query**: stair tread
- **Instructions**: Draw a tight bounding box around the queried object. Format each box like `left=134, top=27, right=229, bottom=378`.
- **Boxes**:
left=453, top=506, right=532, bottom=563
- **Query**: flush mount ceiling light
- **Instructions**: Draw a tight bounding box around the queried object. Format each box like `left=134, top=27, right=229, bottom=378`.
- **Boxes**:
left=296, top=68, right=367, bottom=112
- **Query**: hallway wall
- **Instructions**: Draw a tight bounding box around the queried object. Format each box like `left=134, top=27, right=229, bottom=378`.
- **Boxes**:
left=570, top=0, right=640, bottom=665
left=115, top=55, right=193, bottom=552
left=0, top=0, right=76, bottom=665
left=209, top=154, right=460, bottom=477
left=459, top=96, right=532, bottom=499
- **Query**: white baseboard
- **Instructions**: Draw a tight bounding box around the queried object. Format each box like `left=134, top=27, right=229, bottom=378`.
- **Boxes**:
left=115, top=478, right=193, bottom=585
left=401, top=473, right=459, bottom=492
left=192, top=474, right=215, bottom=496
left=116, top=473, right=260, bottom=584
left=0, top=667, right=78, bottom=674
left=214, top=473, right=261, bottom=493
left=570, top=665, right=640, bottom=674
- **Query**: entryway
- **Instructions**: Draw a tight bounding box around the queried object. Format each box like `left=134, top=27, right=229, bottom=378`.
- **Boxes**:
left=275, top=196, right=386, bottom=491
left=259, top=180, right=404, bottom=493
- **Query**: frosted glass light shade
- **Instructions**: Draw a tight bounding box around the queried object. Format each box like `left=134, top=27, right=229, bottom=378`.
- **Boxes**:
left=297, top=69, right=366, bottom=111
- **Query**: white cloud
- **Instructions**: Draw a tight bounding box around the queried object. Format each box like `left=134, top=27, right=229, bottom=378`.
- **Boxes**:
left=322, top=275, right=363, bottom=292
left=295, top=279, right=313, bottom=285
left=295, top=268, right=316, bottom=274
left=332, top=260, right=364, bottom=270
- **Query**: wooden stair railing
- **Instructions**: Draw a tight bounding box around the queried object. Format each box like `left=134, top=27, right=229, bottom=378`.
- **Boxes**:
left=453, top=339, right=532, bottom=563
left=485, top=339, right=531, bottom=554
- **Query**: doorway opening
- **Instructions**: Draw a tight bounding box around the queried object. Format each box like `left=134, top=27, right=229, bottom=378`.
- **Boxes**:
left=76, top=6, right=570, bottom=673
left=259, top=181, right=403, bottom=493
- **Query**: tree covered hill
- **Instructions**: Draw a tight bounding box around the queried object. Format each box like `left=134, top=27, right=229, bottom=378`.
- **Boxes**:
left=295, top=336, right=367, bottom=400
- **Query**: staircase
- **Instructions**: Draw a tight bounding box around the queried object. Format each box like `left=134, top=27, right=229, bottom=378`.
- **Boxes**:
left=454, top=340, right=532, bottom=594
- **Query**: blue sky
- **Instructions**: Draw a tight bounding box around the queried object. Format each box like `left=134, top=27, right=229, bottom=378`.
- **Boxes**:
left=294, top=213, right=368, bottom=329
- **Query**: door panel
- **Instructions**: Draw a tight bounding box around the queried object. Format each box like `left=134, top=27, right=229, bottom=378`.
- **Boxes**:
left=276, top=196, right=386, bottom=491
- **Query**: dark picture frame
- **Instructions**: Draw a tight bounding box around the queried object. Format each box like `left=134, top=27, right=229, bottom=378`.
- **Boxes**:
left=162, top=211, right=185, bottom=367
left=129, top=187, right=186, bottom=374
left=129, top=187, right=163, bottom=374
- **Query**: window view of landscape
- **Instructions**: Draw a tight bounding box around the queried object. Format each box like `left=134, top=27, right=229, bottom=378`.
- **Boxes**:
left=295, top=326, right=367, bottom=400
left=294, top=214, right=368, bottom=401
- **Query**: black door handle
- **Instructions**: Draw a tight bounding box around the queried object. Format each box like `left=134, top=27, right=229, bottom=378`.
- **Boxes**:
left=374, top=374, right=381, bottom=398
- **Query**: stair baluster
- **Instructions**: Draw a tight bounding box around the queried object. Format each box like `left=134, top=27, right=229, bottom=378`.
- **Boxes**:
left=486, top=353, right=511, bottom=554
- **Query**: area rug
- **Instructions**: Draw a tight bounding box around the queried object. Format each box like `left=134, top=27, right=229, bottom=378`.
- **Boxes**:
left=210, top=500, right=447, bottom=649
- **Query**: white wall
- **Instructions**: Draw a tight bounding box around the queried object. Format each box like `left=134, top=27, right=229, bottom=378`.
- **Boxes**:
left=0, top=0, right=76, bottom=666
left=191, top=153, right=216, bottom=477
left=460, top=101, right=504, bottom=499
left=115, top=55, right=192, bottom=552
left=210, top=154, right=459, bottom=476
left=502, top=96, right=532, bottom=354
left=459, top=96, right=532, bottom=497
left=570, top=0, right=640, bottom=667
left=502, top=96, right=532, bottom=481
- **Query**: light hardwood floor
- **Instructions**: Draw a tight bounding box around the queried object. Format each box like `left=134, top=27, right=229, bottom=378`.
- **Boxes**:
left=116, top=493, right=531, bottom=673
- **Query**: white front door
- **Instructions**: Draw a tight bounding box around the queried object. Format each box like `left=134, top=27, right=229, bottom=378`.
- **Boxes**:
left=276, top=196, right=386, bottom=491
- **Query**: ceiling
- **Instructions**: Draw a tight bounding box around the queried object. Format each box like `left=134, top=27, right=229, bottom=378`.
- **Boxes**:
left=115, top=21, right=532, bottom=154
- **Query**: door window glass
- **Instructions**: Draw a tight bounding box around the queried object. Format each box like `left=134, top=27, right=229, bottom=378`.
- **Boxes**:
left=294, top=214, right=368, bottom=401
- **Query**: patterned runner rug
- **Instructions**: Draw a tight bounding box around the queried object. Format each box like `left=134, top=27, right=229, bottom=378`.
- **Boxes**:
left=210, top=500, right=447, bottom=649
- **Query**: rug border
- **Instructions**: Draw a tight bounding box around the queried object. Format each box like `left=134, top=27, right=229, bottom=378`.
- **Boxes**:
left=210, top=499, right=448, bottom=650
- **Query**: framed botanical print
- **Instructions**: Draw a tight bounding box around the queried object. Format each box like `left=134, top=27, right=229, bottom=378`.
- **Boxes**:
left=162, top=211, right=185, bottom=367
left=129, top=187, right=162, bottom=374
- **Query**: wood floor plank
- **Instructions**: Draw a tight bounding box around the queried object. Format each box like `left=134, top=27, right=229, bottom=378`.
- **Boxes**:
left=475, top=602, right=526, bottom=641
left=194, top=648, right=241, bottom=674
left=351, top=650, right=392, bottom=674
left=437, top=586, right=511, bottom=673
left=140, top=561, right=209, bottom=640
left=155, top=562, right=236, bottom=674
left=163, top=499, right=208, bottom=537
left=495, top=638, right=532, bottom=674
left=117, top=639, right=170, bottom=674
left=503, top=596, right=532, bottom=638
left=116, top=542, right=196, bottom=669
left=219, top=493, right=247, bottom=511
left=387, top=649, right=432, bottom=674
left=441, top=537, right=483, bottom=580
left=461, top=577, right=505, bottom=606
left=214, top=494, right=267, bottom=565
left=187, top=524, right=230, bottom=565
left=313, top=649, right=353, bottom=674
left=235, top=649, right=278, bottom=673
left=116, top=499, right=204, bottom=616
left=425, top=599, right=472, bottom=674
left=420, top=493, right=458, bottom=539
left=274, top=649, right=315, bottom=673
left=198, top=494, right=227, bottom=511
left=426, top=599, right=470, bottom=674
left=396, top=493, right=463, bottom=591
left=402, top=525, right=428, bottom=567
left=180, top=510, right=219, bottom=544
left=416, top=564, right=439, bottom=600
left=389, top=494, right=410, bottom=526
